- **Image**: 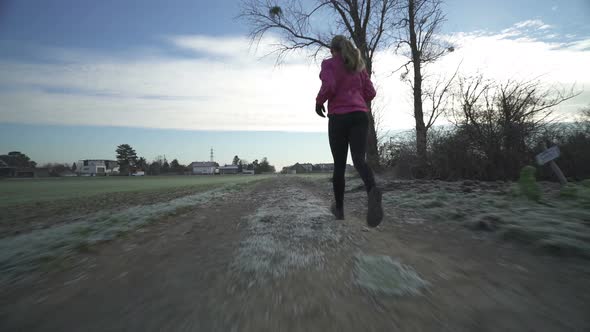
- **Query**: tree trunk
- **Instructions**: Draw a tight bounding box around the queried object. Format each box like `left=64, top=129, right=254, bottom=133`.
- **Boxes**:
left=366, top=111, right=380, bottom=169
left=409, top=0, right=427, bottom=178
left=357, top=41, right=380, bottom=170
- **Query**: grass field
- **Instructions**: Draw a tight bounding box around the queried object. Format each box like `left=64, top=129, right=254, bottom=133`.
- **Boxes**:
left=0, top=175, right=273, bottom=207
left=0, top=174, right=277, bottom=286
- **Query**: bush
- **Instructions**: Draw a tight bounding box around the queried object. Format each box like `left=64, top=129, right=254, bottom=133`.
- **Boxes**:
left=518, top=166, right=541, bottom=202
left=379, top=130, right=419, bottom=179
left=379, top=121, right=590, bottom=181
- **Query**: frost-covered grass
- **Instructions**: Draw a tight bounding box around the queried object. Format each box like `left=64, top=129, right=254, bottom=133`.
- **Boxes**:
left=382, top=181, right=590, bottom=258
left=0, top=185, right=238, bottom=286
left=232, top=186, right=341, bottom=284
left=354, top=254, right=429, bottom=296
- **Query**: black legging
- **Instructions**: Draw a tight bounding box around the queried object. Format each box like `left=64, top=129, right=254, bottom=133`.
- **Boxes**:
left=328, top=111, right=376, bottom=208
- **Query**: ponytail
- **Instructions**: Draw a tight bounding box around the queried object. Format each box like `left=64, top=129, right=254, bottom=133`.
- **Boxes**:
left=330, top=35, right=365, bottom=72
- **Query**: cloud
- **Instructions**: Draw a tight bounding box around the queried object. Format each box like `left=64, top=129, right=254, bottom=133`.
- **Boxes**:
left=565, top=38, right=590, bottom=51
left=168, top=35, right=250, bottom=58
left=167, top=34, right=313, bottom=65
left=499, top=19, right=556, bottom=40
left=0, top=21, right=589, bottom=134
left=0, top=36, right=328, bottom=132
left=514, top=19, right=552, bottom=30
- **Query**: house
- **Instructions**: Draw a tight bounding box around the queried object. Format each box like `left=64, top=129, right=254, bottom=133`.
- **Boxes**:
left=0, top=160, right=51, bottom=177
left=313, top=163, right=334, bottom=172
left=77, top=160, right=119, bottom=176
left=283, top=162, right=353, bottom=174
left=300, top=163, right=313, bottom=172
left=283, top=162, right=314, bottom=174
left=218, top=164, right=239, bottom=175
left=0, top=160, right=16, bottom=177
left=13, top=167, right=50, bottom=178
left=281, top=167, right=296, bottom=174
left=190, top=161, right=218, bottom=175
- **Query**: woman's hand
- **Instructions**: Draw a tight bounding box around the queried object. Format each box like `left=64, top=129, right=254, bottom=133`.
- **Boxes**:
left=315, top=104, right=326, bottom=118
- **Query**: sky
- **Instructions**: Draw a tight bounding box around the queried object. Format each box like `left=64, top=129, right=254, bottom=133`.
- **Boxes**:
left=0, top=0, right=589, bottom=169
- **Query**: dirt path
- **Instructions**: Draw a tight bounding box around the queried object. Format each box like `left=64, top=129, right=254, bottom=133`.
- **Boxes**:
left=1, top=177, right=589, bottom=331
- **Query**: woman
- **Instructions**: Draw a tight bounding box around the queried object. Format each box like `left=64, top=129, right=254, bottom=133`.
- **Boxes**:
left=315, top=35, right=383, bottom=227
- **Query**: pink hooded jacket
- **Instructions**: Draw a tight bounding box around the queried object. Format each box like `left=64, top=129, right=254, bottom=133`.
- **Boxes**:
left=316, top=55, right=376, bottom=115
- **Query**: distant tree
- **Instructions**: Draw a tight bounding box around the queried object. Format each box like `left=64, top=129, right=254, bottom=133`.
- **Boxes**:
left=116, top=144, right=138, bottom=175
left=240, top=159, right=249, bottom=172
left=232, top=155, right=240, bottom=165
left=161, top=159, right=170, bottom=173
left=256, top=157, right=276, bottom=174
left=170, top=158, right=179, bottom=168
left=258, top=157, right=269, bottom=173
left=71, top=162, right=77, bottom=172
left=148, top=162, right=161, bottom=175
left=170, top=159, right=185, bottom=174
left=152, top=155, right=165, bottom=166
left=245, top=159, right=257, bottom=171
left=136, top=157, right=148, bottom=172
left=580, top=105, right=590, bottom=132
left=53, top=163, right=68, bottom=176
left=40, top=163, right=70, bottom=176
left=0, top=151, right=37, bottom=168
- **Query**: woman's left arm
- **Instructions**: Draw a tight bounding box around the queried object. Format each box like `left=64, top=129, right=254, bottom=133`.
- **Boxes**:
left=361, top=69, right=376, bottom=102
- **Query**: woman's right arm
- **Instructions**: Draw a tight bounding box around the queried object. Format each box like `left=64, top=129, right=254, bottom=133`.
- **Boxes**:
left=316, top=60, right=335, bottom=106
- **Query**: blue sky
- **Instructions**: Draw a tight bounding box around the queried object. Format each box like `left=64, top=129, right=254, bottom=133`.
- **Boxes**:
left=0, top=0, right=589, bottom=168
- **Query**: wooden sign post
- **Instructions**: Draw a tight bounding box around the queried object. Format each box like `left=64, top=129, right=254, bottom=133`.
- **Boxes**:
left=536, top=146, right=567, bottom=185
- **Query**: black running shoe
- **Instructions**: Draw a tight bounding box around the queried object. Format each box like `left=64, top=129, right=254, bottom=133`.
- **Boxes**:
left=367, top=187, right=383, bottom=227
left=331, top=202, right=344, bottom=220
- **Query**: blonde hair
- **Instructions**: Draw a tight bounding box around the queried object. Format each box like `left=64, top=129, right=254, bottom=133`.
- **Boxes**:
left=330, top=35, right=365, bottom=72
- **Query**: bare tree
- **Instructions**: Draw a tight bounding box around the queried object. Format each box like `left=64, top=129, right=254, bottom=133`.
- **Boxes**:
left=423, top=65, right=459, bottom=125
left=581, top=105, right=590, bottom=122
left=451, top=75, right=578, bottom=179
left=370, top=93, right=390, bottom=144
left=239, top=0, right=399, bottom=168
left=393, top=0, right=453, bottom=177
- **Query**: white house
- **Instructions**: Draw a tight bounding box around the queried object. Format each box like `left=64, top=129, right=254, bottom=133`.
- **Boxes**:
left=190, top=161, right=218, bottom=175
left=77, top=160, right=119, bottom=176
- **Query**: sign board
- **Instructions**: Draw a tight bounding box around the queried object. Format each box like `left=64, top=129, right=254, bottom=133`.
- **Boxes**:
left=536, top=146, right=560, bottom=165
